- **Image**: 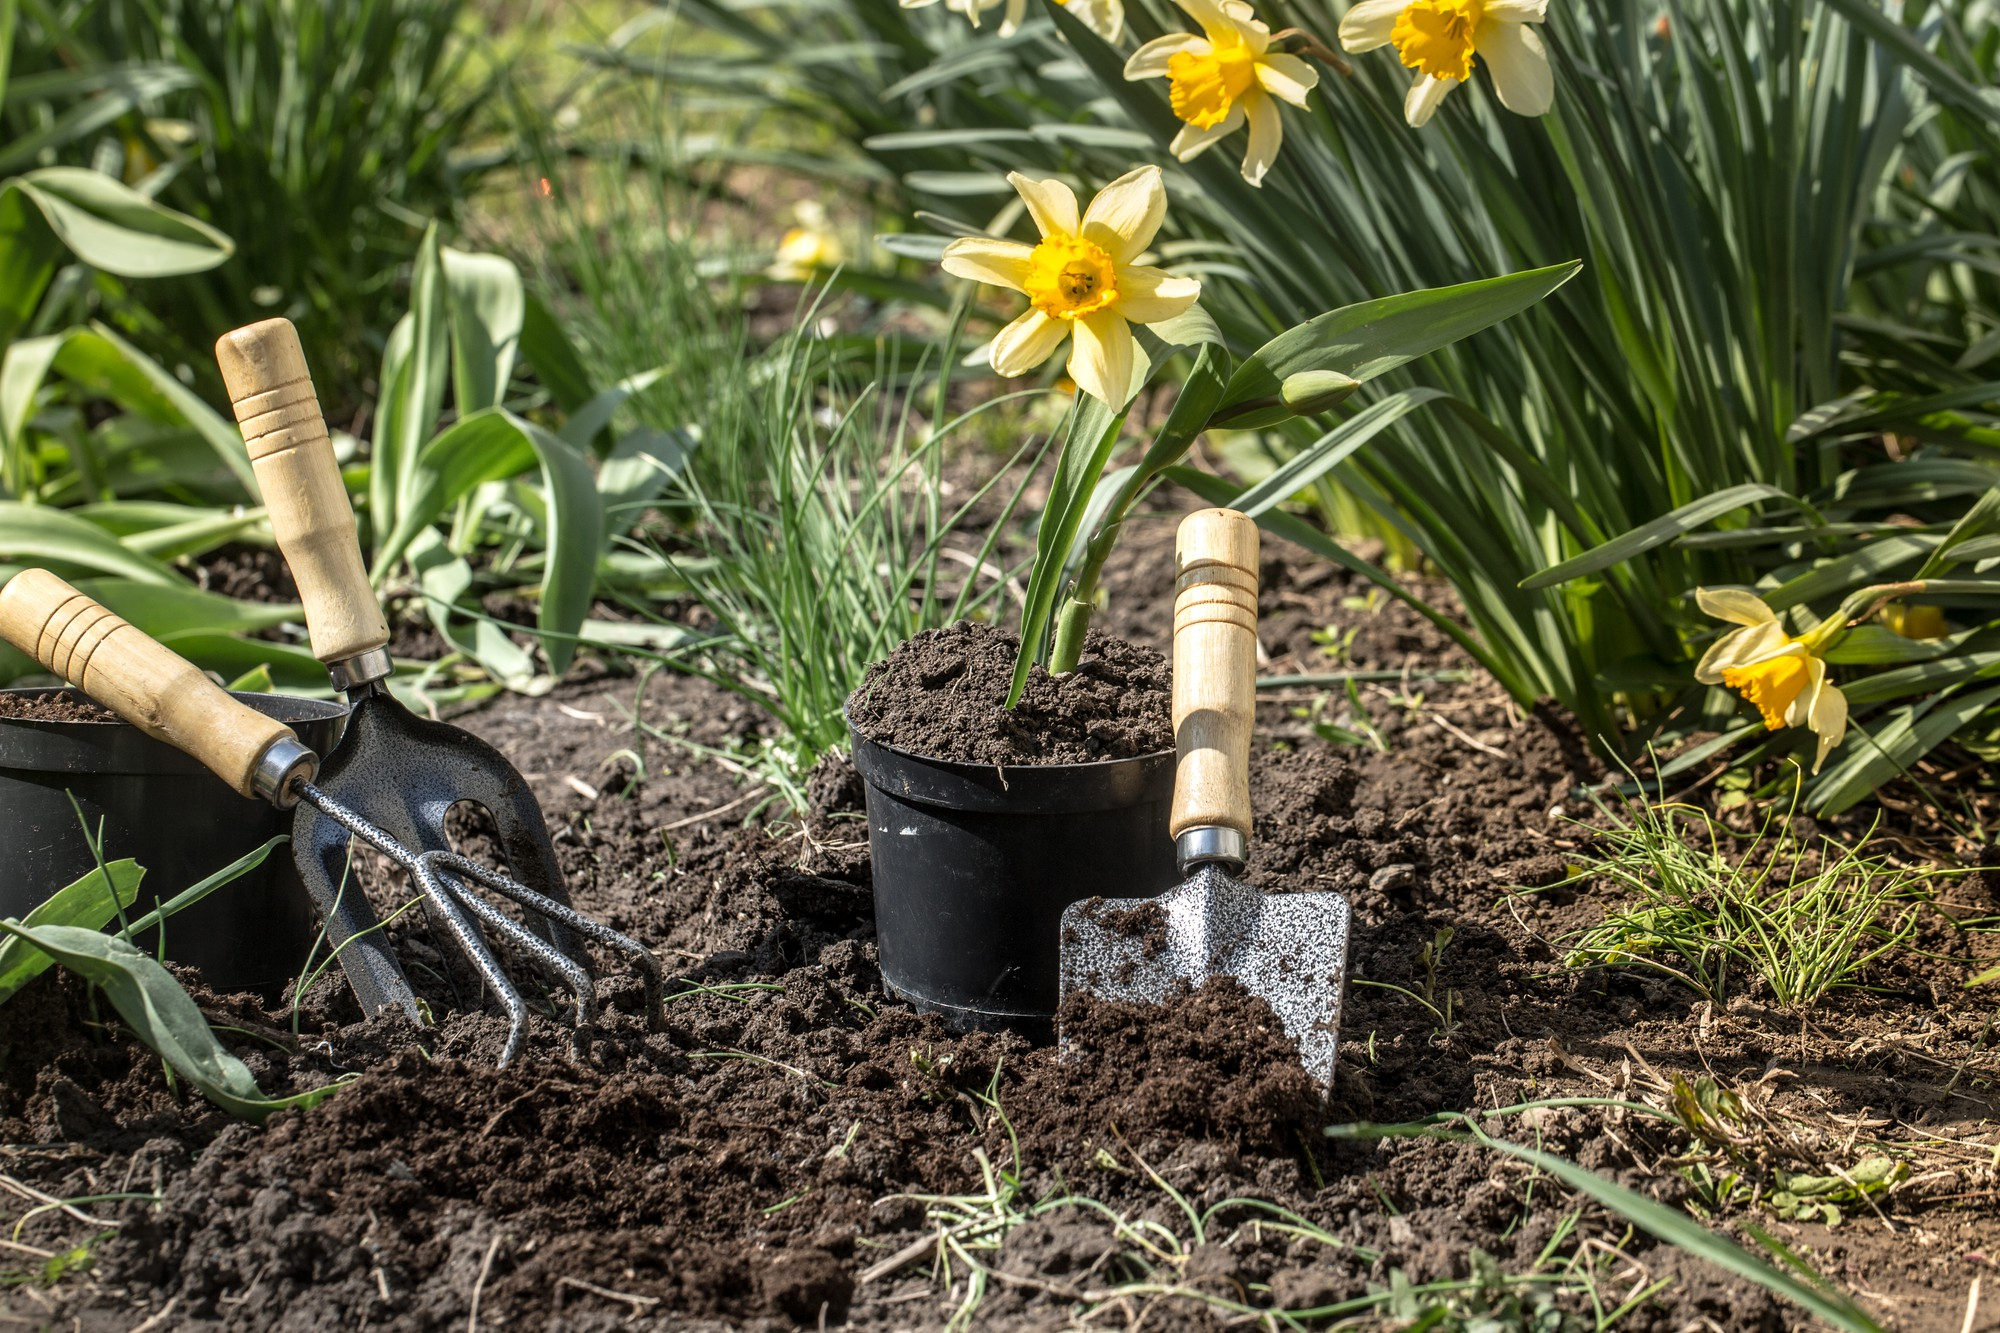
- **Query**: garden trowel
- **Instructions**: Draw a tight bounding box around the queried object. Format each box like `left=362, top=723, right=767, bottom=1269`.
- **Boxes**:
left=1057, top=508, right=1350, bottom=1087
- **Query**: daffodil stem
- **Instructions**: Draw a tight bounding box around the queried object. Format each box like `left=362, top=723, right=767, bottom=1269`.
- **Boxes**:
left=1272, top=28, right=1351, bottom=76
left=1046, top=470, right=1150, bottom=675
left=1839, top=581, right=1927, bottom=631
left=1800, top=580, right=1932, bottom=654
left=1046, top=342, right=1231, bottom=675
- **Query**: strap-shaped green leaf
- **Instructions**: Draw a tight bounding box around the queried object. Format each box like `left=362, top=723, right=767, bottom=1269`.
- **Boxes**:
left=0, top=861, right=143, bottom=1006
left=1522, top=484, right=1800, bottom=589
left=1232, top=390, right=1448, bottom=518
left=443, top=247, right=524, bottom=416
left=385, top=409, right=603, bottom=678
left=372, top=224, right=449, bottom=565
left=1917, top=487, right=2000, bottom=578
left=1216, top=264, right=1581, bottom=416
left=0, top=920, right=345, bottom=1123
left=0, top=501, right=179, bottom=584
left=2, top=168, right=231, bottom=276
left=1010, top=393, right=1121, bottom=705
left=1811, top=683, right=2000, bottom=815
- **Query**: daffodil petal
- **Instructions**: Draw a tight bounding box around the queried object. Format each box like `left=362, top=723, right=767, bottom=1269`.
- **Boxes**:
left=1480, top=18, right=1554, bottom=117
left=1485, top=0, right=1550, bottom=22
left=939, top=237, right=1035, bottom=292
left=900, top=0, right=938, bottom=8
left=1117, top=264, right=1202, bottom=323
left=1174, top=0, right=1239, bottom=44
left=1067, top=0, right=1125, bottom=40
left=1255, top=52, right=1318, bottom=108
left=988, top=309, right=1069, bottom=377
left=1696, top=586, right=1778, bottom=629
left=997, top=0, right=1028, bottom=35
left=1070, top=308, right=1137, bottom=406
left=1125, top=32, right=1201, bottom=80
left=1694, top=621, right=1790, bottom=684
left=1405, top=73, right=1457, bottom=127
left=1081, top=164, right=1167, bottom=266
left=1785, top=655, right=1824, bottom=729
left=1808, top=677, right=1848, bottom=774
left=1337, top=0, right=1405, bottom=52
left=1240, top=90, right=1282, bottom=187
left=1169, top=102, right=1244, bottom=160
left=1008, top=173, right=1080, bottom=240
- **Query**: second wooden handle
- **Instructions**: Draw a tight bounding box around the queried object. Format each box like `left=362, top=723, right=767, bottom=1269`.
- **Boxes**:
left=216, top=318, right=388, bottom=667
left=0, top=571, right=298, bottom=799
left=1170, top=508, right=1259, bottom=840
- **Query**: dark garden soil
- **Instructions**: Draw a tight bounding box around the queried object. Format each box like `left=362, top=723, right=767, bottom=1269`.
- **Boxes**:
left=846, top=620, right=1172, bottom=765
left=0, top=689, right=119, bottom=722
left=4, top=526, right=1998, bottom=1331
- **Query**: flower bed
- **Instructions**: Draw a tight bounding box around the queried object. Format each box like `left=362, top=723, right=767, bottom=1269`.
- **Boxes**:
left=4, top=528, right=1993, bottom=1329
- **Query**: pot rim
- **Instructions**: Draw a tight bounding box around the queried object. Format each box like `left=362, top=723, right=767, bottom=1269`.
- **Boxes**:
left=0, top=684, right=346, bottom=728
left=0, top=686, right=347, bottom=777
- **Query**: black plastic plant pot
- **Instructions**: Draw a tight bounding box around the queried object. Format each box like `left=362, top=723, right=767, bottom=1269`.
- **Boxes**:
left=848, top=723, right=1178, bottom=1034
left=0, top=687, right=348, bottom=998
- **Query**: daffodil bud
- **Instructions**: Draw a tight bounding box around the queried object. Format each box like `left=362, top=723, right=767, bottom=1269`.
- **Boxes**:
left=1281, top=370, right=1361, bottom=416
left=1882, top=602, right=1948, bottom=641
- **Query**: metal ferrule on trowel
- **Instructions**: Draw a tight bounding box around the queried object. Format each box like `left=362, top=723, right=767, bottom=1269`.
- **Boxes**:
left=1058, top=509, right=1351, bottom=1089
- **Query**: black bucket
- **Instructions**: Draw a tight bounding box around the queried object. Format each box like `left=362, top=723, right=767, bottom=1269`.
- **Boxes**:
left=0, top=687, right=348, bottom=998
left=848, top=723, right=1177, bottom=1034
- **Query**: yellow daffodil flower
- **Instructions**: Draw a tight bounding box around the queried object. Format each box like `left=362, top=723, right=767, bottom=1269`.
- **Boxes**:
left=901, top=0, right=1122, bottom=39
left=1694, top=588, right=1848, bottom=773
left=939, top=166, right=1202, bottom=406
left=1123, top=0, right=1318, bottom=187
left=769, top=202, right=844, bottom=281
left=1338, top=0, right=1553, bottom=128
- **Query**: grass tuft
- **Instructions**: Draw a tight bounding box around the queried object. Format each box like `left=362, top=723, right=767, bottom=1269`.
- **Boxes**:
left=1540, top=790, right=1943, bottom=1007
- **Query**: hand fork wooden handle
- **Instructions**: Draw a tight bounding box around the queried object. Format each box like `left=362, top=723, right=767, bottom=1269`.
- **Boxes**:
left=1170, top=507, right=1259, bottom=872
left=215, top=318, right=390, bottom=689
left=0, top=570, right=317, bottom=803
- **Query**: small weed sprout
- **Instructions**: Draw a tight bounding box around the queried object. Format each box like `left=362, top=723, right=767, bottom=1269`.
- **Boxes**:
left=1352, top=925, right=1460, bottom=1042
left=1542, top=789, right=1937, bottom=1007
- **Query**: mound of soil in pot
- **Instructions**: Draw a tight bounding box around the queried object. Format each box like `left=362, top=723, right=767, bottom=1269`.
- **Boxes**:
left=0, top=690, right=118, bottom=722
left=846, top=619, right=1170, bottom=764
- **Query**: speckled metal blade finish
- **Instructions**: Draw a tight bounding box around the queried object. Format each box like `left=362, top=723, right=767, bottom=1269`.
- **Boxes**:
left=1058, top=867, right=1350, bottom=1088
left=293, top=689, right=581, bottom=1022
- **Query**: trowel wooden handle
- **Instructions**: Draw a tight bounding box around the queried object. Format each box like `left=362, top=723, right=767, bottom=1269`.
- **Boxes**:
left=216, top=318, right=388, bottom=667
left=1170, top=508, right=1258, bottom=841
left=0, top=571, right=302, bottom=800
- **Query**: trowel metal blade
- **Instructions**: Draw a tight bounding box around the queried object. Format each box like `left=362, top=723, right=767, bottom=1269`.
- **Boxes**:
left=1058, top=866, right=1351, bottom=1088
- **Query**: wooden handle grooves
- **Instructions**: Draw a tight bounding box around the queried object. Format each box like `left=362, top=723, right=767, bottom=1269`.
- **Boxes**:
left=215, top=318, right=388, bottom=667
left=1170, top=508, right=1259, bottom=842
left=0, top=570, right=298, bottom=799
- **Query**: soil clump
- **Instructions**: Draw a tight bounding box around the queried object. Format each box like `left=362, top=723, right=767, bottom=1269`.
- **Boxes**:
left=846, top=619, right=1170, bottom=764
left=0, top=689, right=119, bottom=722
